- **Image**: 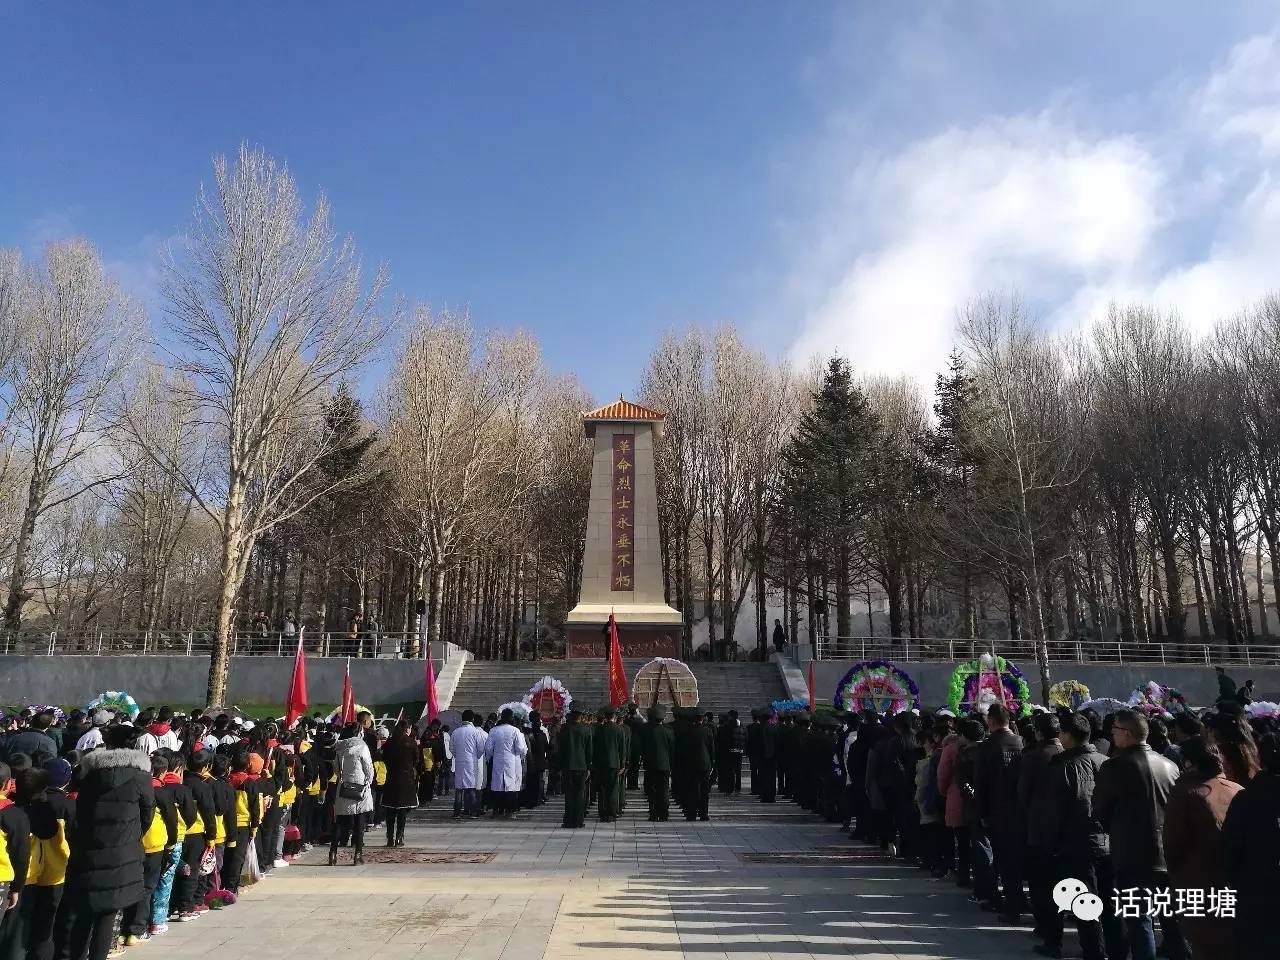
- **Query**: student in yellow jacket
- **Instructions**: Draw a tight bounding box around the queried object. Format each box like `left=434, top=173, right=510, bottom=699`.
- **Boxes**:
left=176, top=750, right=218, bottom=920
left=121, top=754, right=177, bottom=945
left=219, top=751, right=260, bottom=895
left=149, top=752, right=196, bottom=933
left=0, top=763, right=32, bottom=958
left=5, top=761, right=74, bottom=960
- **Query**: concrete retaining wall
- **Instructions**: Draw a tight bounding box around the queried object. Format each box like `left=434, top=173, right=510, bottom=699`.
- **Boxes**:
left=0, top=644, right=456, bottom=708
left=810, top=660, right=1280, bottom=708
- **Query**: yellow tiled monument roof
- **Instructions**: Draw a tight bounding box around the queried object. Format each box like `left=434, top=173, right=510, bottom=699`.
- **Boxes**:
left=583, top=397, right=666, bottom=421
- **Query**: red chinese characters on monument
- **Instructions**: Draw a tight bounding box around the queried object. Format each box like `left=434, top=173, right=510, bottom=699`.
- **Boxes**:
left=611, top=433, right=635, bottom=591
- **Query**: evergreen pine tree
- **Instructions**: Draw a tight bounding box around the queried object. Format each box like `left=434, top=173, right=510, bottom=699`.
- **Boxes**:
left=778, top=357, right=879, bottom=641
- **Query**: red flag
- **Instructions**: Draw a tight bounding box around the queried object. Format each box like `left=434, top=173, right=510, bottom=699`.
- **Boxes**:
left=339, top=657, right=356, bottom=725
left=284, top=636, right=308, bottom=728
left=424, top=648, right=440, bottom=723
left=807, top=659, right=816, bottom=710
left=606, top=614, right=628, bottom=707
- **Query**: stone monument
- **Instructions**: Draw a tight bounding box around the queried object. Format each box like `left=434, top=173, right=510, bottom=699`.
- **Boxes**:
left=565, top=397, right=683, bottom=658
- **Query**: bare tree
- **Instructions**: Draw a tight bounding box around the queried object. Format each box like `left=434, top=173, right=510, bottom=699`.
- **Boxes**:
left=114, top=364, right=202, bottom=634
left=2, top=240, right=138, bottom=629
left=157, top=145, right=389, bottom=705
left=641, top=331, right=710, bottom=657
left=954, top=294, right=1083, bottom=700
left=384, top=310, right=530, bottom=653
left=1089, top=306, right=1195, bottom=642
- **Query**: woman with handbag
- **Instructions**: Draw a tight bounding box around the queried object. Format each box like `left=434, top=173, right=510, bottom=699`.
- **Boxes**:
left=329, top=723, right=373, bottom=866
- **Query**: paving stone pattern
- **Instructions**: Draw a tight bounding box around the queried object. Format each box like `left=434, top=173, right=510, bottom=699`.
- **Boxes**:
left=157, top=786, right=1047, bottom=960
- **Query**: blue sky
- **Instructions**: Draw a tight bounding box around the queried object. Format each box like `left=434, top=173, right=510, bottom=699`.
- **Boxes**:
left=3, top=2, right=1279, bottom=398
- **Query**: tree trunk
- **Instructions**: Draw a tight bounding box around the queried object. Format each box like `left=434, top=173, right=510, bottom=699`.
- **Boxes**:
left=2, top=476, right=45, bottom=629
left=886, top=565, right=905, bottom=638
left=1190, top=541, right=1210, bottom=640
left=703, top=520, right=717, bottom=658
left=1159, top=533, right=1185, bottom=642
left=865, top=582, right=874, bottom=638
left=1228, top=522, right=1254, bottom=641
left=835, top=540, right=851, bottom=639
left=207, top=494, right=246, bottom=706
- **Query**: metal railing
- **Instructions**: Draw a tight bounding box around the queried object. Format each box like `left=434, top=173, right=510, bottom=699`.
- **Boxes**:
left=0, top=629, right=448, bottom=660
left=813, top=635, right=1280, bottom=667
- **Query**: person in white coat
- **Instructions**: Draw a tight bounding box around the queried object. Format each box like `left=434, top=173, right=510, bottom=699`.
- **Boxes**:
left=485, top=709, right=530, bottom=817
left=330, top=722, right=374, bottom=865
left=450, top=711, right=489, bottom=819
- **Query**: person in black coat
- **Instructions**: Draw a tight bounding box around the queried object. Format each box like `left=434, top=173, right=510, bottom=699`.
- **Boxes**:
left=380, top=721, right=421, bottom=847
left=1223, top=731, right=1280, bottom=953
left=523, top=716, right=550, bottom=808
left=3, top=713, right=58, bottom=767
left=1093, top=709, right=1181, bottom=960
left=56, top=725, right=154, bottom=960
left=1035, top=712, right=1123, bottom=960
left=176, top=750, right=217, bottom=920
left=973, top=703, right=1025, bottom=921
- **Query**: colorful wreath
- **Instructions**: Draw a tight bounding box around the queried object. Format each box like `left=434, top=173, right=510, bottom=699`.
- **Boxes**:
left=948, top=654, right=1032, bottom=717
left=85, top=690, right=139, bottom=720
left=833, top=660, right=919, bottom=714
left=1245, top=701, right=1279, bottom=719
left=1048, top=681, right=1091, bottom=711
left=1127, top=681, right=1188, bottom=716
left=25, top=704, right=67, bottom=722
left=525, top=676, right=572, bottom=719
left=326, top=703, right=371, bottom=724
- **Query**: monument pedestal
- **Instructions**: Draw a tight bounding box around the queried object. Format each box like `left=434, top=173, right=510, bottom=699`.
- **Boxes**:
left=565, top=398, right=684, bottom=659
left=566, top=624, right=681, bottom=659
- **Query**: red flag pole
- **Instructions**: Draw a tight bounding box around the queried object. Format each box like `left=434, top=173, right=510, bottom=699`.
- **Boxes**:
left=284, top=635, right=308, bottom=729
left=607, top=613, right=628, bottom=707
left=340, top=657, right=356, bottom=724
left=807, top=659, right=816, bottom=710
left=424, top=646, right=440, bottom=723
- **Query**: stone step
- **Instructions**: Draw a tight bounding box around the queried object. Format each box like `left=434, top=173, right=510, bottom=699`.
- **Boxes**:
left=448, top=658, right=787, bottom=716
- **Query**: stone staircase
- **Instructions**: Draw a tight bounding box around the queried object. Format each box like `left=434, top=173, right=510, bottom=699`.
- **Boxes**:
left=448, top=658, right=787, bottom=717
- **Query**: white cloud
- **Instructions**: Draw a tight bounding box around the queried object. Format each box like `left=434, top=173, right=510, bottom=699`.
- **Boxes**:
left=1194, top=33, right=1280, bottom=154
left=789, top=116, right=1162, bottom=383
left=789, top=30, right=1280, bottom=382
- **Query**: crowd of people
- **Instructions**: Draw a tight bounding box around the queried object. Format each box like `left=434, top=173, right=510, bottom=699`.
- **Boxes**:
left=0, top=703, right=480, bottom=960
left=2, top=686, right=1275, bottom=960
left=741, top=697, right=1278, bottom=960
left=528, top=691, right=1277, bottom=959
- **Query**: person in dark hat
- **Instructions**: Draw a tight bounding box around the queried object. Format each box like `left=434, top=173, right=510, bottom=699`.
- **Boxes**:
left=592, top=707, right=626, bottom=823
left=625, top=705, right=645, bottom=792
left=644, top=705, right=674, bottom=821
left=750, top=709, right=778, bottom=804
left=557, top=711, right=592, bottom=829
left=776, top=713, right=797, bottom=797
left=675, top=709, right=715, bottom=821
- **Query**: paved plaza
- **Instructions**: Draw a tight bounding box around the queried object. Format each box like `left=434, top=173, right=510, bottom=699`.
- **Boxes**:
left=155, top=787, right=1049, bottom=960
